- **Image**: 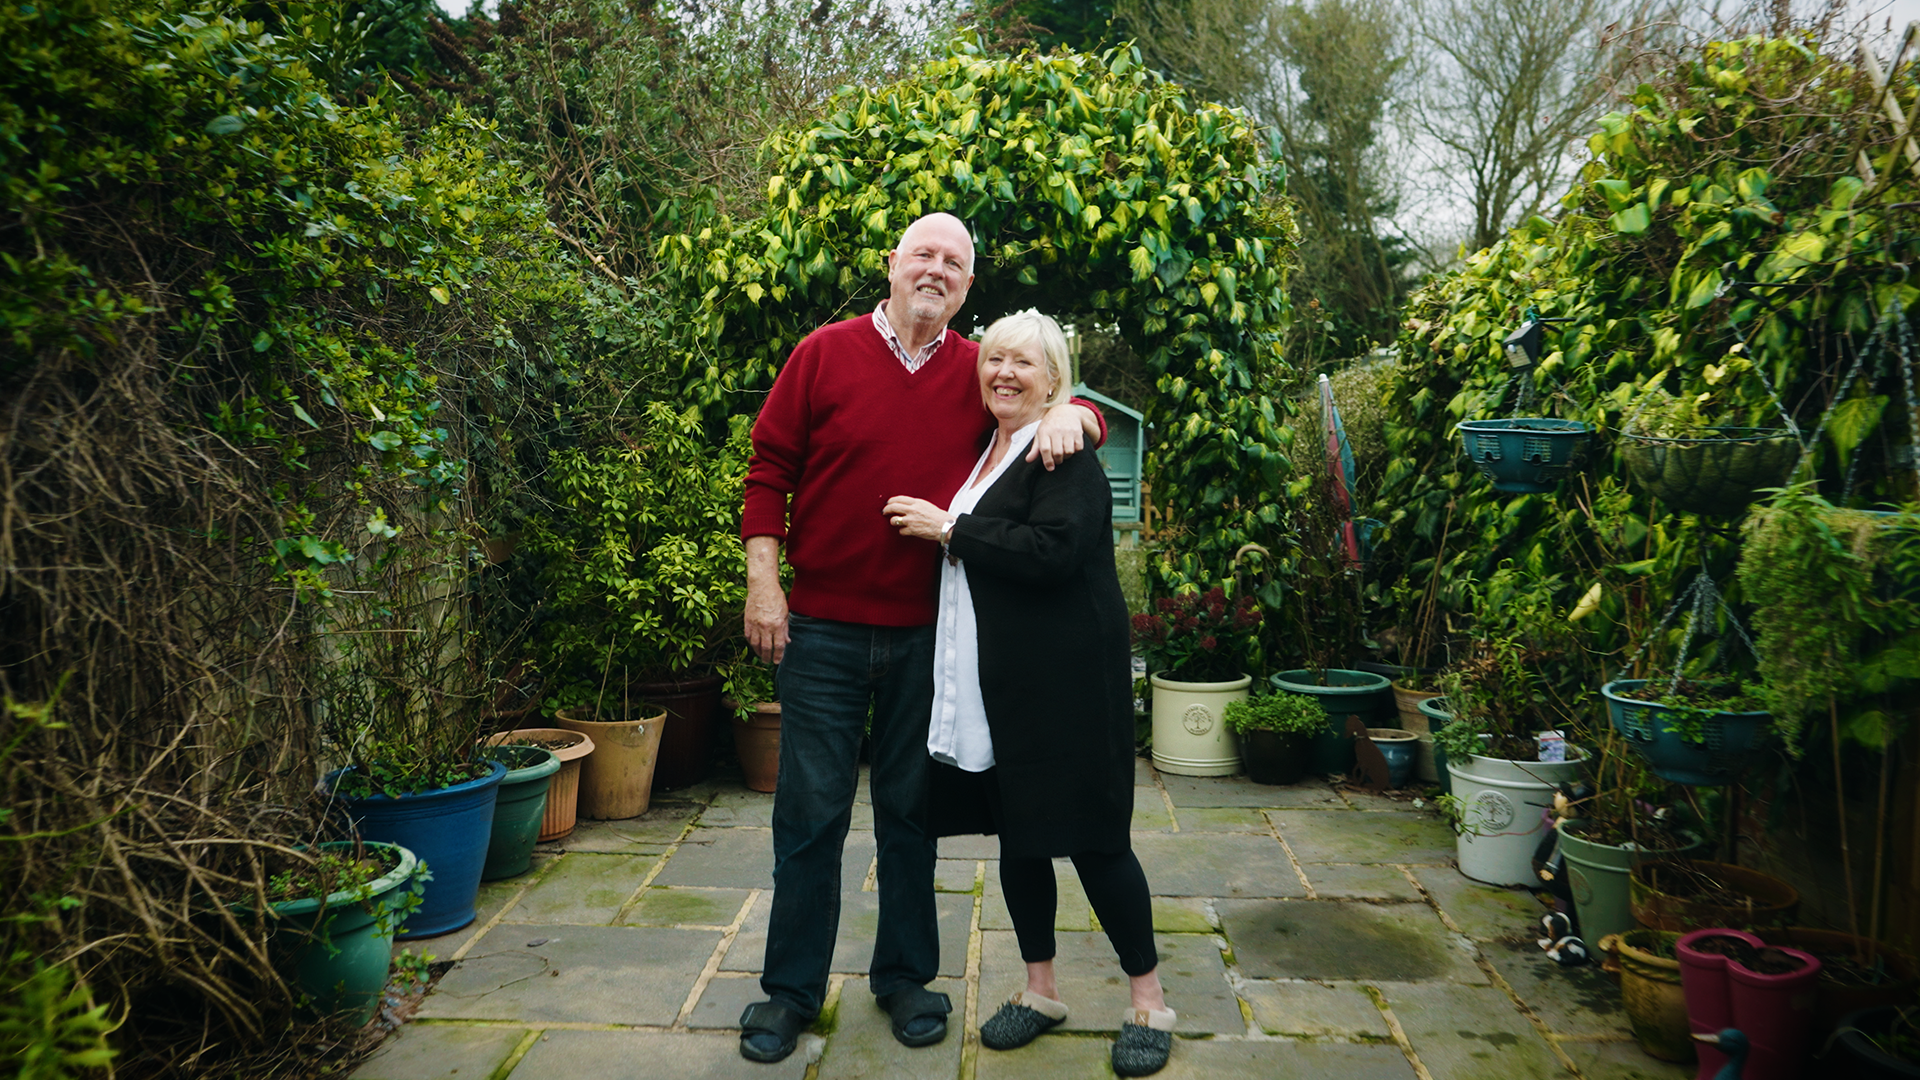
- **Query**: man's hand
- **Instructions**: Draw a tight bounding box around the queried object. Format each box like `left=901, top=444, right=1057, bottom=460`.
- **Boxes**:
left=744, top=535, right=789, bottom=664
left=881, top=495, right=949, bottom=541
left=1026, top=401, right=1098, bottom=470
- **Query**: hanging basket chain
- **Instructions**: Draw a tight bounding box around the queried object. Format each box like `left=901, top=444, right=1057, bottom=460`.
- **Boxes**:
left=1795, top=304, right=1895, bottom=481
left=1618, top=570, right=1759, bottom=693
left=1891, top=297, right=1920, bottom=492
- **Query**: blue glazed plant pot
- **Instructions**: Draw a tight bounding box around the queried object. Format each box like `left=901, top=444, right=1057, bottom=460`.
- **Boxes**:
left=1456, top=418, right=1593, bottom=493
left=325, top=760, right=506, bottom=939
left=1270, top=669, right=1394, bottom=777
left=1601, top=680, right=1770, bottom=786
left=257, top=841, right=421, bottom=1025
left=1367, top=729, right=1419, bottom=788
left=1418, top=696, right=1454, bottom=795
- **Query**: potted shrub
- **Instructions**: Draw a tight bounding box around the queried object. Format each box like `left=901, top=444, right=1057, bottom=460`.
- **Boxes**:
left=1617, top=375, right=1798, bottom=518
left=1551, top=733, right=1705, bottom=945
left=1222, top=692, right=1324, bottom=785
left=476, top=744, right=562, bottom=880
left=252, top=841, right=426, bottom=1025
left=318, top=544, right=509, bottom=940
left=482, top=728, right=595, bottom=841
left=1131, top=585, right=1263, bottom=776
left=1432, top=632, right=1589, bottom=886
left=720, top=655, right=780, bottom=794
left=524, top=405, right=752, bottom=791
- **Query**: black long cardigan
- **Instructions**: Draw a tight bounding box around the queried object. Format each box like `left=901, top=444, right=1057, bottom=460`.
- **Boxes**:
left=926, top=448, right=1135, bottom=859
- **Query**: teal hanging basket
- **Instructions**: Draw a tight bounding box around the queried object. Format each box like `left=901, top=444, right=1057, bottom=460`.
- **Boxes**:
left=1602, top=679, right=1771, bottom=786
left=1457, top=418, right=1593, bottom=493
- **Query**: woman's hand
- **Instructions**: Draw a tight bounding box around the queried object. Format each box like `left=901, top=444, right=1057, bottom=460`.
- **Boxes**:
left=882, top=496, right=949, bottom=541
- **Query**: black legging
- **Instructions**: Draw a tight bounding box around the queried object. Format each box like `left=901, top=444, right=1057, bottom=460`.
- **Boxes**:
left=1000, top=848, right=1158, bottom=977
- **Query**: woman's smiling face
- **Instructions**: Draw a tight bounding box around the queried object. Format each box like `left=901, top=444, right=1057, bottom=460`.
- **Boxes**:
left=978, top=340, right=1051, bottom=429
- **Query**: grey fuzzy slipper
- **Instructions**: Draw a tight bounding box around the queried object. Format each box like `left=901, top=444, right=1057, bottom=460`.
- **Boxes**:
left=979, top=991, right=1068, bottom=1051
left=1111, top=1007, right=1176, bottom=1077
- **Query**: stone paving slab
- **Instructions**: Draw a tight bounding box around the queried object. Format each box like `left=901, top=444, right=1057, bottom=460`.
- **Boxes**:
left=1409, top=868, right=1546, bottom=942
left=508, top=1028, right=811, bottom=1080
left=1558, top=1037, right=1693, bottom=1079
left=1338, top=788, right=1434, bottom=812
left=420, top=924, right=719, bottom=1025
left=970, top=1031, right=1118, bottom=1080
left=650, top=827, right=775, bottom=888
left=936, top=833, right=1000, bottom=859
left=934, top=858, right=979, bottom=893
left=1268, top=810, right=1454, bottom=865
left=817, top=976, right=966, bottom=1080
left=1377, top=981, right=1565, bottom=1080
left=1237, top=979, right=1390, bottom=1038
left=1483, top=938, right=1633, bottom=1040
left=695, top=799, right=773, bottom=827
left=1171, top=806, right=1272, bottom=833
left=981, top=858, right=1094, bottom=931
left=1147, top=1038, right=1416, bottom=1079
left=561, top=808, right=696, bottom=851
left=977, top=930, right=1244, bottom=1036
left=688, top=971, right=765, bottom=1030
left=349, top=1021, right=527, bottom=1080
left=1301, top=863, right=1423, bottom=901
left=1130, top=790, right=1175, bottom=831
left=1216, top=899, right=1484, bottom=984
left=1157, top=773, right=1340, bottom=808
left=1130, top=832, right=1305, bottom=898
left=720, top=890, right=973, bottom=978
left=1150, top=896, right=1214, bottom=933
left=502, top=852, right=656, bottom=925
left=618, top=885, right=751, bottom=928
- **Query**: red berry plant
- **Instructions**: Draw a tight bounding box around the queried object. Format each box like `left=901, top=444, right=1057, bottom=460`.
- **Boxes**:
left=1130, top=587, right=1264, bottom=683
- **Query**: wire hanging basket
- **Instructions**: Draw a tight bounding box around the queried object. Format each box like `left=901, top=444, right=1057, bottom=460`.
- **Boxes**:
left=1619, top=426, right=1800, bottom=517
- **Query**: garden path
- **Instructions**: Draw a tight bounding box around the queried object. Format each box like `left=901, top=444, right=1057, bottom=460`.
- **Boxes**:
left=351, top=763, right=1690, bottom=1080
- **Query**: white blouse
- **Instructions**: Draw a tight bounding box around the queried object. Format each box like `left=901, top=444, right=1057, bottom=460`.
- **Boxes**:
left=927, top=421, right=1039, bottom=772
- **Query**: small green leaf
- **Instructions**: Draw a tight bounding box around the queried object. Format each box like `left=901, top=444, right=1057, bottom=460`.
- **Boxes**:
left=205, top=114, right=246, bottom=135
left=429, top=285, right=450, bottom=305
left=368, top=431, right=402, bottom=452
left=290, top=402, right=319, bottom=429
left=252, top=330, right=272, bottom=352
left=1611, top=204, right=1651, bottom=234
left=1685, top=266, right=1723, bottom=308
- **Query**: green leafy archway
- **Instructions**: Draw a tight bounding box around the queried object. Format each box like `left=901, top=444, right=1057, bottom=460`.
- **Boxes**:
left=661, top=41, right=1299, bottom=586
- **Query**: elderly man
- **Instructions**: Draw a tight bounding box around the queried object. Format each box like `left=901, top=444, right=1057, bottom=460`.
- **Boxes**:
left=736, top=213, right=1104, bottom=1063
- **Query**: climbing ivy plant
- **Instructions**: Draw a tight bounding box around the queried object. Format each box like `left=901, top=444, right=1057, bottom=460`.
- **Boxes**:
left=1372, top=34, right=1920, bottom=752
left=659, top=38, right=1299, bottom=589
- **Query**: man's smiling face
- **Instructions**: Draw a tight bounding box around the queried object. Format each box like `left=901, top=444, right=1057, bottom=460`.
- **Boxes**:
left=887, top=214, right=975, bottom=330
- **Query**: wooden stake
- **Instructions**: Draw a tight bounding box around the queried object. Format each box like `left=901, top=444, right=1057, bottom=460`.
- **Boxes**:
left=1833, top=693, right=1863, bottom=942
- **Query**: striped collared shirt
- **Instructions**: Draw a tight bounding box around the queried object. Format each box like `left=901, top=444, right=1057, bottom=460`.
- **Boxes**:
left=870, top=301, right=947, bottom=373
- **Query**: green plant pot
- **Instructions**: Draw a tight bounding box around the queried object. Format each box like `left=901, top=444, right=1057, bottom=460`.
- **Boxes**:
left=1269, top=669, right=1394, bottom=776
left=480, top=745, right=562, bottom=881
left=1418, top=696, right=1453, bottom=795
left=1555, top=819, right=1705, bottom=946
left=261, top=841, right=419, bottom=1025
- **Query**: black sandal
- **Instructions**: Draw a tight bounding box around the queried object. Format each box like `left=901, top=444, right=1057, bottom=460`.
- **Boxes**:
left=874, top=985, right=952, bottom=1048
left=739, top=1000, right=811, bottom=1063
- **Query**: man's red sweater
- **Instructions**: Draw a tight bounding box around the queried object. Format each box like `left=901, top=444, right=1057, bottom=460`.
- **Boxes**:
left=742, top=315, right=1105, bottom=627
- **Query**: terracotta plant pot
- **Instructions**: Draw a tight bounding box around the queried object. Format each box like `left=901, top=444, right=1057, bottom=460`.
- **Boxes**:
left=484, top=728, right=594, bottom=841
left=1393, top=682, right=1442, bottom=783
left=631, top=675, right=724, bottom=790
left=730, top=701, right=781, bottom=794
left=1630, top=859, right=1799, bottom=933
left=1602, top=929, right=1695, bottom=1063
left=555, top=705, right=667, bottom=820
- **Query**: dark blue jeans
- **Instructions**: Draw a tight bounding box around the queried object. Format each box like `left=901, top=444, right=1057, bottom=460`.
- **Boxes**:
left=761, top=614, right=938, bottom=1018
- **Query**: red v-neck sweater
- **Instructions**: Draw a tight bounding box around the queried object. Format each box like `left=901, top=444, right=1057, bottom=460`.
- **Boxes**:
left=742, top=315, right=1105, bottom=627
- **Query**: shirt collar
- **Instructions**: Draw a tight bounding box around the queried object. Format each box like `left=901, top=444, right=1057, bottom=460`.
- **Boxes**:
left=871, top=301, right=947, bottom=373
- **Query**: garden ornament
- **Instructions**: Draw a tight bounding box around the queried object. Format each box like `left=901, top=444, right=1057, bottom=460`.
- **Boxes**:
left=1344, top=716, right=1391, bottom=793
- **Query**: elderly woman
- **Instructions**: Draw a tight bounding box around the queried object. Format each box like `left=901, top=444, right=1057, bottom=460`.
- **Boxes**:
left=882, top=311, right=1174, bottom=1077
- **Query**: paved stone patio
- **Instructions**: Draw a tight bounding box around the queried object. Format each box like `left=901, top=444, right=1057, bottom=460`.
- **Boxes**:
left=353, top=762, right=1693, bottom=1080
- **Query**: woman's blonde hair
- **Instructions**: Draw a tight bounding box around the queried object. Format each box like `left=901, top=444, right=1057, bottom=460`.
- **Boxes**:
left=976, top=309, right=1072, bottom=410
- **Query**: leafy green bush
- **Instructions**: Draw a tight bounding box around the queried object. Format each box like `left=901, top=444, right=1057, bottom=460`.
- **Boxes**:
left=525, top=404, right=752, bottom=706
left=1222, top=692, right=1325, bottom=735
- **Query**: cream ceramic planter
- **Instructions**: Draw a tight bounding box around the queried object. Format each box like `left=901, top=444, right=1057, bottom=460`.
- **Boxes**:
left=1149, top=673, right=1249, bottom=776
